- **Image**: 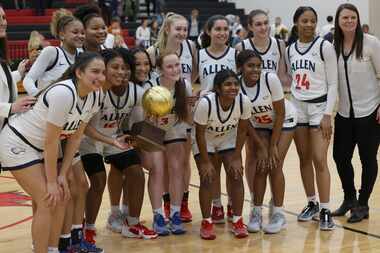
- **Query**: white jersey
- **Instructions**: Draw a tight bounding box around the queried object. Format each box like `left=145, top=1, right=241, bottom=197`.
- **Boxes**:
left=36, top=47, right=78, bottom=90
left=287, top=37, right=328, bottom=101
left=198, top=47, right=237, bottom=92
left=240, top=72, right=295, bottom=129
left=194, top=92, right=252, bottom=140
left=241, top=37, right=281, bottom=73
left=143, top=76, right=192, bottom=131
left=8, top=79, right=102, bottom=150
left=88, top=82, right=143, bottom=136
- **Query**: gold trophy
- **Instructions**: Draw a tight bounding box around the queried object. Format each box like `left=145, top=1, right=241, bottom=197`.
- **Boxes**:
left=128, top=86, right=174, bottom=152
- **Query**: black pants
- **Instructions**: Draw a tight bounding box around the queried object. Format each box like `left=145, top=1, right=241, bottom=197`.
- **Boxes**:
left=333, top=109, right=380, bottom=206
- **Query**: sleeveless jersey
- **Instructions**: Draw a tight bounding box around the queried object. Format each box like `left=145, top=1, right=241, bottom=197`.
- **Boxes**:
left=37, top=47, right=78, bottom=90
left=198, top=47, right=237, bottom=92
left=195, top=92, right=252, bottom=139
left=241, top=37, right=281, bottom=73
left=143, top=76, right=192, bottom=131
left=8, top=79, right=102, bottom=150
left=287, top=37, right=328, bottom=101
left=89, top=82, right=143, bottom=136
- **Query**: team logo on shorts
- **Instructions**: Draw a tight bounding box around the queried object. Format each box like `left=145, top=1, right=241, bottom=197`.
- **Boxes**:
left=10, top=147, right=26, bottom=155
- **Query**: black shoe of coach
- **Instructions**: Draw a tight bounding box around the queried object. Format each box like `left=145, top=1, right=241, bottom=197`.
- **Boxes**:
left=331, top=199, right=357, bottom=217
left=347, top=206, right=369, bottom=223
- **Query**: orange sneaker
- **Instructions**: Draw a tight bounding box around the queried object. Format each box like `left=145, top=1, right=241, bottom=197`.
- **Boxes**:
left=200, top=220, right=216, bottom=240
left=180, top=200, right=192, bottom=222
left=211, top=206, right=225, bottom=224
left=227, top=204, right=233, bottom=223
left=84, top=228, right=97, bottom=244
left=231, top=217, right=248, bottom=239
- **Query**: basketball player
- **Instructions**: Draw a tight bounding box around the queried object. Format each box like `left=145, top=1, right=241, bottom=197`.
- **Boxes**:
left=197, top=15, right=237, bottom=223
left=237, top=50, right=296, bottom=234
left=193, top=69, right=251, bottom=240
left=23, top=9, right=84, bottom=96
left=0, top=52, right=105, bottom=253
left=147, top=12, right=197, bottom=222
left=142, top=53, right=192, bottom=235
left=286, top=6, right=338, bottom=230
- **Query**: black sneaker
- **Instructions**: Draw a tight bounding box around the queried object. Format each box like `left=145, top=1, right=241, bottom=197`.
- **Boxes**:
left=320, top=208, right=335, bottom=231
left=297, top=201, right=319, bottom=221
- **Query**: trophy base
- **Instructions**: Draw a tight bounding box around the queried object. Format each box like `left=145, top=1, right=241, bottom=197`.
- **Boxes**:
left=131, top=121, right=166, bottom=152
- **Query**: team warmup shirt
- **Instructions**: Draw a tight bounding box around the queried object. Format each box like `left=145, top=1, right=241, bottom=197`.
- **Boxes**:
left=8, top=79, right=102, bottom=150
left=24, top=46, right=78, bottom=96
left=198, top=46, right=237, bottom=93
left=143, top=76, right=192, bottom=131
left=286, top=36, right=337, bottom=115
left=240, top=37, right=281, bottom=73
left=194, top=92, right=252, bottom=140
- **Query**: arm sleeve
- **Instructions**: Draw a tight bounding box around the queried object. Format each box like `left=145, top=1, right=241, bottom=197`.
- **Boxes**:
left=23, top=46, right=57, bottom=96
left=267, top=73, right=284, bottom=101
left=240, top=95, right=252, bottom=120
left=193, top=97, right=209, bottom=125
left=323, top=41, right=338, bottom=115
left=368, top=35, right=380, bottom=78
left=45, top=85, right=75, bottom=127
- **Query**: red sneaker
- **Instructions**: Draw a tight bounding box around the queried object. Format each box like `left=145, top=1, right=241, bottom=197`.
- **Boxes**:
left=122, top=223, right=158, bottom=239
left=227, top=205, right=233, bottom=223
left=211, top=206, right=225, bottom=224
left=200, top=220, right=216, bottom=240
left=180, top=200, right=192, bottom=222
left=164, top=201, right=170, bottom=222
left=231, top=217, right=248, bottom=239
left=84, top=228, right=96, bottom=244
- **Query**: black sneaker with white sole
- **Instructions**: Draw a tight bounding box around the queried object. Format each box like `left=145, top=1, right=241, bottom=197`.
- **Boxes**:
left=319, top=208, right=335, bottom=231
left=297, top=201, right=319, bottom=221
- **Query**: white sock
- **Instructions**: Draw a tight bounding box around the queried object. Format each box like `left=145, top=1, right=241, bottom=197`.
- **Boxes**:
left=121, top=204, right=129, bottom=215
left=127, top=216, right=139, bottom=226
left=60, top=233, right=71, bottom=238
left=203, top=217, right=212, bottom=223
left=320, top=202, right=329, bottom=210
left=212, top=198, right=222, bottom=207
left=170, top=205, right=180, bottom=218
left=232, top=215, right=241, bottom=223
left=272, top=206, right=283, bottom=215
left=153, top=208, right=164, bottom=216
left=71, top=224, right=83, bottom=230
left=85, top=223, right=96, bottom=230
left=111, top=205, right=120, bottom=215
left=250, top=191, right=254, bottom=207
left=307, top=195, right=317, bottom=203
left=48, top=247, right=59, bottom=253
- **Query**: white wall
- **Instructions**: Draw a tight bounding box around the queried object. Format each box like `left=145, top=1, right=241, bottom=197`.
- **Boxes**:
left=231, top=0, right=369, bottom=29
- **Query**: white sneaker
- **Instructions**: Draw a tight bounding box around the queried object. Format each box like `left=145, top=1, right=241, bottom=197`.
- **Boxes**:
left=247, top=208, right=262, bottom=233
left=263, top=212, right=287, bottom=234
left=106, top=210, right=123, bottom=233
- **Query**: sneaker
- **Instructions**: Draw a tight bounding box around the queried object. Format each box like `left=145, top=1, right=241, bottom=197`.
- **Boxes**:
left=152, top=213, right=170, bottom=236
left=106, top=211, right=123, bottom=233
left=247, top=208, right=262, bottom=233
left=227, top=205, right=233, bottom=223
left=263, top=212, right=287, bottom=234
left=297, top=201, right=319, bottom=221
left=320, top=209, right=335, bottom=231
left=73, top=239, right=104, bottom=253
left=122, top=223, right=158, bottom=239
left=211, top=206, right=225, bottom=224
left=180, top=200, right=192, bottom=223
left=200, top=219, right=216, bottom=240
left=231, top=218, right=248, bottom=238
left=169, top=211, right=186, bottom=235
left=164, top=201, right=170, bottom=222
left=59, top=247, right=76, bottom=253
left=84, top=228, right=97, bottom=244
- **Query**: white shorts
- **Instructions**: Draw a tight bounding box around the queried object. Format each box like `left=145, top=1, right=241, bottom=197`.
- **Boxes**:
left=291, top=97, right=326, bottom=127
left=79, top=136, right=128, bottom=157
left=192, top=130, right=236, bottom=157
left=164, top=122, right=188, bottom=144
left=0, top=125, right=44, bottom=170
left=253, top=99, right=298, bottom=131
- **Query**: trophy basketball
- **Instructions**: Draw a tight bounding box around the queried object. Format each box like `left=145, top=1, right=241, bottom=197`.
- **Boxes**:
left=127, top=86, right=174, bottom=152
